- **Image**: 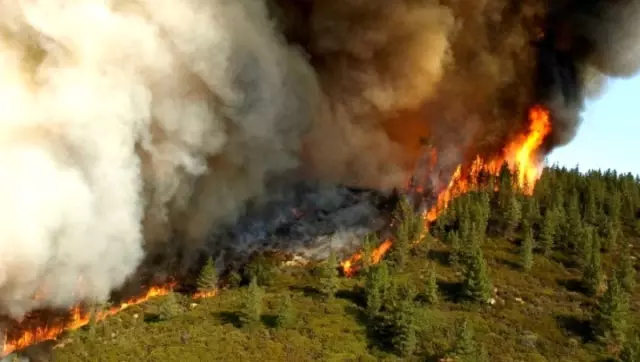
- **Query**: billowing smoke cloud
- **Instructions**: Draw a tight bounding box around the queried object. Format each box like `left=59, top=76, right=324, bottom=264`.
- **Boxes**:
left=273, top=0, right=640, bottom=185
left=0, top=0, right=318, bottom=318
left=537, top=0, right=640, bottom=149
left=1, top=0, right=640, bottom=320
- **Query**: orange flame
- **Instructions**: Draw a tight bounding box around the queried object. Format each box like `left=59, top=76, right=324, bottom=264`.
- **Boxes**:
left=341, top=239, right=393, bottom=277
left=341, top=106, right=552, bottom=276
left=192, top=289, right=218, bottom=300
left=1, top=282, right=186, bottom=356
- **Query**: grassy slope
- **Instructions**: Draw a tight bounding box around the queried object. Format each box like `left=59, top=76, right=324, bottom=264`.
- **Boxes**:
left=52, top=236, right=639, bottom=362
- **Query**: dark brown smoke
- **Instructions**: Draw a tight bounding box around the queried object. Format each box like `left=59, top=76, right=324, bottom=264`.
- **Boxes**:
left=267, top=0, right=640, bottom=187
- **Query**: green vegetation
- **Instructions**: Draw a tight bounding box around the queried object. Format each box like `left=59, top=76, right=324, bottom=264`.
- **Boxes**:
left=52, top=165, right=639, bottom=362
left=159, top=291, right=181, bottom=321
left=240, top=277, right=263, bottom=328
left=196, top=257, right=218, bottom=293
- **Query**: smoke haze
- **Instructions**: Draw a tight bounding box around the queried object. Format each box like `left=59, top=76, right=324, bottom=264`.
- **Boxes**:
left=0, top=0, right=640, bottom=318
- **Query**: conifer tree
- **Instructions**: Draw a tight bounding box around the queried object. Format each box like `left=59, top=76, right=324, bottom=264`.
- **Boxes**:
left=275, top=293, right=295, bottom=329
left=563, top=192, right=582, bottom=251
left=475, top=191, right=491, bottom=234
left=523, top=196, right=541, bottom=228
left=462, top=245, right=492, bottom=303
left=390, top=300, right=418, bottom=357
left=584, top=189, right=600, bottom=225
left=361, top=233, right=378, bottom=275
left=583, top=228, right=603, bottom=296
left=522, top=225, right=534, bottom=272
left=365, top=261, right=390, bottom=317
left=617, top=247, right=636, bottom=294
left=392, top=199, right=424, bottom=267
left=423, top=262, right=439, bottom=304
left=159, top=291, right=181, bottom=321
left=449, top=230, right=461, bottom=267
left=459, top=216, right=472, bottom=248
left=578, top=224, right=591, bottom=266
left=241, top=277, right=263, bottom=328
left=504, top=193, right=522, bottom=238
left=606, top=190, right=622, bottom=224
left=320, top=250, right=340, bottom=300
left=593, top=273, right=629, bottom=344
left=197, top=257, right=218, bottom=294
left=620, top=331, right=640, bottom=362
left=392, top=223, right=410, bottom=271
left=603, top=218, right=621, bottom=252
left=450, top=318, right=485, bottom=362
left=228, top=270, right=242, bottom=288
left=539, top=208, right=558, bottom=256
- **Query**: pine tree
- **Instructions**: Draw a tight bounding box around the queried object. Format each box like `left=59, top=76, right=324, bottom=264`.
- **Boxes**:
left=606, top=190, right=622, bottom=226
left=522, top=226, right=534, bottom=272
left=197, top=257, right=218, bottom=294
left=579, top=225, right=592, bottom=267
left=583, top=228, right=603, bottom=296
left=584, top=188, right=599, bottom=225
left=449, top=231, right=461, bottom=267
left=620, top=331, right=640, bottom=362
left=320, top=250, right=339, bottom=300
left=361, top=233, right=378, bottom=274
left=392, top=219, right=411, bottom=271
left=523, top=196, right=541, bottom=228
left=241, top=277, right=263, bottom=328
left=462, top=245, right=492, bottom=303
left=563, top=192, right=582, bottom=251
left=423, top=262, right=439, bottom=304
left=243, top=254, right=277, bottom=287
left=159, top=291, right=181, bottom=321
left=539, top=208, right=557, bottom=256
left=603, top=218, right=621, bottom=251
left=504, top=193, right=522, bottom=238
left=275, top=293, right=295, bottom=329
left=365, top=262, right=390, bottom=317
left=593, top=273, right=629, bottom=344
left=451, top=318, right=480, bottom=362
left=390, top=300, right=418, bottom=357
left=228, top=270, right=242, bottom=288
left=617, top=248, right=636, bottom=294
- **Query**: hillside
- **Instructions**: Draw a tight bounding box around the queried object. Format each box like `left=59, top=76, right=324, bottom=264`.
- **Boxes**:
left=48, top=165, right=640, bottom=362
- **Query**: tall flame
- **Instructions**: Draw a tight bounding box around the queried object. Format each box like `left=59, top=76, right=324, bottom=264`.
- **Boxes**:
left=341, top=106, right=552, bottom=276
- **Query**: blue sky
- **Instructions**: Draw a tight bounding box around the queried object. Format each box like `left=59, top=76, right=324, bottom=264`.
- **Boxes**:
left=546, top=75, right=640, bottom=175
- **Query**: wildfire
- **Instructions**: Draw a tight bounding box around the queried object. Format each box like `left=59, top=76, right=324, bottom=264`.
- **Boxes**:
left=2, top=283, right=178, bottom=357
left=0, top=106, right=552, bottom=356
left=341, top=105, right=552, bottom=276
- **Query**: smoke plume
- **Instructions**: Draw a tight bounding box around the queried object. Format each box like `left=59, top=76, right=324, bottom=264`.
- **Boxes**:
left=1, top=0, right=640, bottom=319
left=0, top=0, right=318, bottom=318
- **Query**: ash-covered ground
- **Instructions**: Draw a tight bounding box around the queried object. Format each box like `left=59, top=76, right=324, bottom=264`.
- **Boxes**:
left=209, top=182, right=400, bottom=269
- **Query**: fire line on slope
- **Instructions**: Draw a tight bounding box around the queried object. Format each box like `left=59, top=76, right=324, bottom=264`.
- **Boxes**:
left=340, top=105, right=552, bottom=277
left=0, top=106, right=551, bottom=357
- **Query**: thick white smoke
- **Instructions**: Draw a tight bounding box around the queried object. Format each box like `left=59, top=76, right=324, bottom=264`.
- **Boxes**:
left=0, top=0, right=318, bottom=318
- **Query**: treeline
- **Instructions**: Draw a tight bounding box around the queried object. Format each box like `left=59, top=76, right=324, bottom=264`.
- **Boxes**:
left=425, top=164, right=639, bottom=360
left=151, top=164, right=640, bottom=361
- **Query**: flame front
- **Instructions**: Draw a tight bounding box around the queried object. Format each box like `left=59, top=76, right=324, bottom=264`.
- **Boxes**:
left=341, top=106, right=552, bottom=276
left=2, top=283, right=177, bottom=356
